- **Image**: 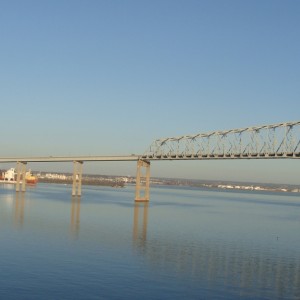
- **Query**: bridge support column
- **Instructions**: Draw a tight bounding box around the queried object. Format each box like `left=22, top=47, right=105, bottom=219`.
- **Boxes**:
left=16, top=162, right=27, bottom=192
left=135, top=160, right=150, bottom=201
left=72, top=161, right=83, bottom=196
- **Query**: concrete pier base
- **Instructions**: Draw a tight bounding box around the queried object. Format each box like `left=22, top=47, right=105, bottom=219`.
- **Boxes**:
left=135, top=160, right=150, bottom=201
left=16, top=162, right=26, bottom=192
left=72, top=161, right=83, bottom=196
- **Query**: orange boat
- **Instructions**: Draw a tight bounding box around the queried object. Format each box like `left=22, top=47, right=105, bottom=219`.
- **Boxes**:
left=25, top=171, right=38, bottom=184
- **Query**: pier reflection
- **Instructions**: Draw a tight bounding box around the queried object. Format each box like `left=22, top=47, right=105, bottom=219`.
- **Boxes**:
left=14, top=192, right=25, bottom=228
left=130, top=200, right=300, bottom=299
left=134, top=232, right=300, bottom=299
left=132, top=202, right=149, bottom=250
left=70, top=196, right=81, bottom=238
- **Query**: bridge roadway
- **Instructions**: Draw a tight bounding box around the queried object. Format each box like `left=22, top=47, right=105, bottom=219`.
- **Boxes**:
left=1, top=152, right=299, bottom=164
left=0, top=155, right=141, bottom=163
left=140, top=152, right=300, bottom=160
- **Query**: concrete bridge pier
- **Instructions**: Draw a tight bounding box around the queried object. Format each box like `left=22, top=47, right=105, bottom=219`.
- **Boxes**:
left=135, top=160, right=150, bottom=201
left=16, top=161, right=27, bottom=192
left=72, top=161, right=83, bottom=196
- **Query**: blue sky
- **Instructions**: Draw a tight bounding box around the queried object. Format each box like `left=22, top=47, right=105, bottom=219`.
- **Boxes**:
left=1, top=0, right=300, bottom=183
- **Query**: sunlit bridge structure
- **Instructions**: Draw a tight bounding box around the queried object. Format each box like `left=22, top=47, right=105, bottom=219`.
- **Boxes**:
left=0, top=121, right=300, bottom=199
left=142, top=121, right=300, bottom=160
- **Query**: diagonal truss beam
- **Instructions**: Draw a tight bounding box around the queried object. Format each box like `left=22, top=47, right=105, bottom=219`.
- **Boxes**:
left=142, top=121, right=300, bottom=160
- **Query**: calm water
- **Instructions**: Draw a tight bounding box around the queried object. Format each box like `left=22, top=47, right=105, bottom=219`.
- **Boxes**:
left=0, top=183, right=299, bottom=300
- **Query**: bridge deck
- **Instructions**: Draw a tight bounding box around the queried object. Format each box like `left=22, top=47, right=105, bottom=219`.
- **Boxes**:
left=0, top=152, right=299, bottom=163
left=141, top=152, right=300, bottom=160
left=0, top=155, right=141, bottom=163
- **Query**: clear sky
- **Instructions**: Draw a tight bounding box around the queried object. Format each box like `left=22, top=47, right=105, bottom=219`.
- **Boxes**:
left=1, top=0, right=300, bottom=184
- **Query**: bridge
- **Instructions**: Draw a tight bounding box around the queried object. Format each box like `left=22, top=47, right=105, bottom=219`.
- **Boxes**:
left=1, top=121, right=299, bottom=200
left=142, top=121, right=300, bottom=160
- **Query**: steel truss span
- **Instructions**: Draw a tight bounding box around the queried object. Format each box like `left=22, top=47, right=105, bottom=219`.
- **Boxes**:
left=142, top=121, right=300, bottom=160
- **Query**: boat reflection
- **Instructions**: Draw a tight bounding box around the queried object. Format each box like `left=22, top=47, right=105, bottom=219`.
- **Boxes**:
left=70, top=196, right=81, bottom=238
left=132, top=202, right=149, bottom=251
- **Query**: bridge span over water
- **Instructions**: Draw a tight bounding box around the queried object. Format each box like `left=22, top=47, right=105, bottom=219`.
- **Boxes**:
left=1, top=121, right=299, bottom=200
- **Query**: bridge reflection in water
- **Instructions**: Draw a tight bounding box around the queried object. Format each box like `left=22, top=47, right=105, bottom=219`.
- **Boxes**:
left=131, top=202, right=300, bottom=299
left=70, top=196, right=81, bottom=238
left=133, top=202, right=149, bottom=250
left=6, top=192, right=300, bottom=299
left=14, top=192, right=25, bottom=228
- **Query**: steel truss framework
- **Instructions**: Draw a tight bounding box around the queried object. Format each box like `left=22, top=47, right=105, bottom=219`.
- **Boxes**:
left=142, top=121, right=300, bottom=160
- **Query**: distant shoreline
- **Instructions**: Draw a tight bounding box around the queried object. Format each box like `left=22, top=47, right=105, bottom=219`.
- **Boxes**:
left=1, top=169, right=299, bottom=193
left=38, top=178, right=125, bottom=188
left=151, top=179, right=300, bottom=194
left=37, top=178, right=300, bottom=194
